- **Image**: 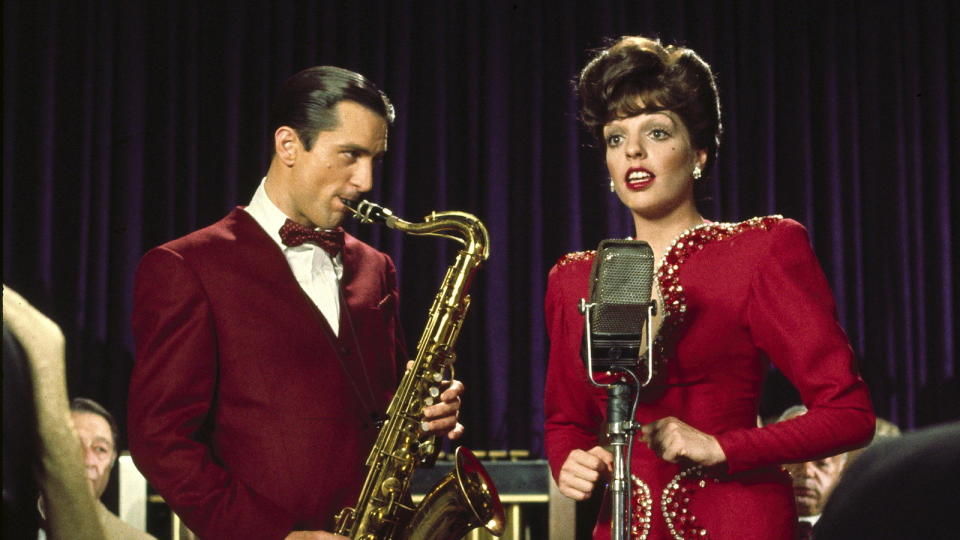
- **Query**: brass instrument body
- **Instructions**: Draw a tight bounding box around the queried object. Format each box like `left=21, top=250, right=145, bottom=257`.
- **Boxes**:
left=335, top=201, right=504, bottom=540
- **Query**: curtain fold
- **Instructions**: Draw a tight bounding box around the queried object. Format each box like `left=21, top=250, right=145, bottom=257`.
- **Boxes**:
left=3, top=0, right=957, bottom=454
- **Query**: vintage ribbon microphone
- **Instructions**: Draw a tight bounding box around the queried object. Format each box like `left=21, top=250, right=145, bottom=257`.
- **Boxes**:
left=578, top=239, right=657, bottom=540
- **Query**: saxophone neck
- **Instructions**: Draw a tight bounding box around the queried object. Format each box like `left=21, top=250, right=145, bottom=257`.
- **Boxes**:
left=346, top=200, right=490, bottom=260
left=417, top=211, right=490, bottom=260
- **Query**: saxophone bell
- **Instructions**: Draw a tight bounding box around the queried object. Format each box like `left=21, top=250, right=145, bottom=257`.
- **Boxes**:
left=399, top=446, right=505, bottom=540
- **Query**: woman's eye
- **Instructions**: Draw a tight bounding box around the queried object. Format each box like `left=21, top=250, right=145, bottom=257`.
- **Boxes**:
left=649, top=128, right=670, bottom=140
left=606, top=134, right=625, bottom=147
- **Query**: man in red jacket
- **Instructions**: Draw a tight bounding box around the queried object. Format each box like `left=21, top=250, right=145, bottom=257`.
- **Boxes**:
left=128, top=66, right=463, bottom=540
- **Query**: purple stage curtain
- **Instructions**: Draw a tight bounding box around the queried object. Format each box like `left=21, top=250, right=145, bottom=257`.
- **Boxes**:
left=4, top=0, right=958, bottom=458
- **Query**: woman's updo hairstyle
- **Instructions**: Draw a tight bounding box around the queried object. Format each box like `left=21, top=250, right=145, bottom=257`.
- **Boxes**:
left=578, top=36, right=722, bottom=174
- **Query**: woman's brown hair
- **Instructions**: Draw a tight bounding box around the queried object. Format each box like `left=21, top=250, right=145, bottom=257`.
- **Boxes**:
left=578, top=36, right=722, bottom=174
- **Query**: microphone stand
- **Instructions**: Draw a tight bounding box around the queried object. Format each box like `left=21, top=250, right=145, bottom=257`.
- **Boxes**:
left=579, top=298, right=657, bottom=540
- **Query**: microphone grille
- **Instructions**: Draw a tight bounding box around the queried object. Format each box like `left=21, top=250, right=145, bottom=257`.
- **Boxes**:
left=589, top=240, right=655, bottom=335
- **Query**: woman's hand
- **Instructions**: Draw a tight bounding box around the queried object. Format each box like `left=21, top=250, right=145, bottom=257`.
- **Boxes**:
left=641, top=417, right=726, bottom=467
left=557, top=446, right=613, bottom=501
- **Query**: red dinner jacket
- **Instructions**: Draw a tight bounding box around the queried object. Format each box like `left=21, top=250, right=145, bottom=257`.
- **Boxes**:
left=129, top=208, right=405, bottom=539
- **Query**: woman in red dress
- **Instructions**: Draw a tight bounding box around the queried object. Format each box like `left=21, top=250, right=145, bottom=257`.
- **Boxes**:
left=544, top=36, right=875, bottom=539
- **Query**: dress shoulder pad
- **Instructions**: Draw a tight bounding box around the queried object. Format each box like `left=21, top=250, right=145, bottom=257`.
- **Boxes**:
left=555, top=250, right=595, bottom=267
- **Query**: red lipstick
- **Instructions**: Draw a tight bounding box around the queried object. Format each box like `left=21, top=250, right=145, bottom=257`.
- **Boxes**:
left=624, top=167, right=654, bottom=191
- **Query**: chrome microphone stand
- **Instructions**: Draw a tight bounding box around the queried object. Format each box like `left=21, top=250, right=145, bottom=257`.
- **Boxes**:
left=579, top=298, right=657, bottom=540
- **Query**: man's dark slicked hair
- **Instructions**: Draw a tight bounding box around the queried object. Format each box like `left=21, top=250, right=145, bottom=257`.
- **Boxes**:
left=269, top=66, right=395, bottom=151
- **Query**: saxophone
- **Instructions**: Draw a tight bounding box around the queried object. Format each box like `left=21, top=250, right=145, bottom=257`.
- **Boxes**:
left=334, top=200, right=505, bottom=540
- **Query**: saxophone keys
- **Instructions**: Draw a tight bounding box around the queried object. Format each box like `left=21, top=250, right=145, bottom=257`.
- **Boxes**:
left=419, top=440, right=436, bottom=458
left=422, top=370, right=443, bottom=383
left=381, top=477, right=402, bottom=495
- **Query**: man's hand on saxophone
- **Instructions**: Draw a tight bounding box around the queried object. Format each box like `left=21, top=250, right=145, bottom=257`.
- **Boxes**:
left=408, top=360, right=465, bottom=440
left=422, top=379, right=465, bottom=440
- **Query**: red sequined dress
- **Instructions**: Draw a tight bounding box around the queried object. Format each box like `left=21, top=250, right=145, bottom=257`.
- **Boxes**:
left=544, top=217, right=875, bottom=539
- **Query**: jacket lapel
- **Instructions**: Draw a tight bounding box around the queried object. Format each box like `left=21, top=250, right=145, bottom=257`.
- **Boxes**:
left=228, top=208, right=342, bottom=344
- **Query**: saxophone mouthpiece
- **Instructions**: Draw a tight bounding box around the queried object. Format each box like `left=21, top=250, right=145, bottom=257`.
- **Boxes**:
left=340, top=197, right=362, bottom=214
left=342, top=198, right=396, bottom=226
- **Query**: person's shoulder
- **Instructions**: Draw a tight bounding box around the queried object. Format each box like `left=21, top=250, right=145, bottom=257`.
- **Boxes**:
left=552, top=250, right=595, bottom=271
left=695, top=215, right=804, bottom=251
left=707, top=215, right=787, bottom=237
left=343, top=231, right=389, bottom=257
left=741, top=216, right=812, bottom=251
left=856, top=422, right=960, bottom=473
left=136, top=212, right=220, bottom=257
left=816, top=423, right=960, bottom=539
left=343, top=230, right=381, bottom=254
left=157, top=208, right=252, bottom=253
left=547, top=250, right=595, bottom=287
left=343, top=231, right=395, bottom=268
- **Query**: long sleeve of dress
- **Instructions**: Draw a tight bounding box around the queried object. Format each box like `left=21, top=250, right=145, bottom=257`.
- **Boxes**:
left=129, top=247, right=296, bottom=540
left=543, top=259, right=605, bottom=481
left=715, top=220, right=874, bottom=474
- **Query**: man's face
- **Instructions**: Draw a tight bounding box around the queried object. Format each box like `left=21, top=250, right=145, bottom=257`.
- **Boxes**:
left=275, top=100, right=388, bottom=229
left=786, top=453, right=846, bottom=516
left=72, top=411, right=116, bottom=499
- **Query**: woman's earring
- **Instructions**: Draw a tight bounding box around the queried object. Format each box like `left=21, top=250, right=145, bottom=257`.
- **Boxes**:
left=692, top=166, right=702, bottom=180
left=609, top=179, right=616, bottom=192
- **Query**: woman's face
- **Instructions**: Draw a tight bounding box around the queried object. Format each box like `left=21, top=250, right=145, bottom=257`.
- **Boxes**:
left=603, top=106, right=706, bottom=220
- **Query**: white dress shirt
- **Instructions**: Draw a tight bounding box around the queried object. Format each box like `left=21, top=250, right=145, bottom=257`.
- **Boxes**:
left=244, top=179, right=343, bottom=335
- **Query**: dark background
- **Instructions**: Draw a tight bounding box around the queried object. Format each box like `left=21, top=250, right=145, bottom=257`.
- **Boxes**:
left=4, top=0, right=958, bottom=467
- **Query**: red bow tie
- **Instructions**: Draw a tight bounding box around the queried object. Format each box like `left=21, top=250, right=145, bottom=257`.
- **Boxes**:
left=279, top=219, right=345, bottom=256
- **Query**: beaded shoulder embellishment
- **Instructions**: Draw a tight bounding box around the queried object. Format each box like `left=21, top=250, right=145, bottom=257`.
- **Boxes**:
left=630, top=475, right=654, bottom=539
left=556, top=250, right=595, bottom=267
left=655, top=216, right=782, bottom=358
